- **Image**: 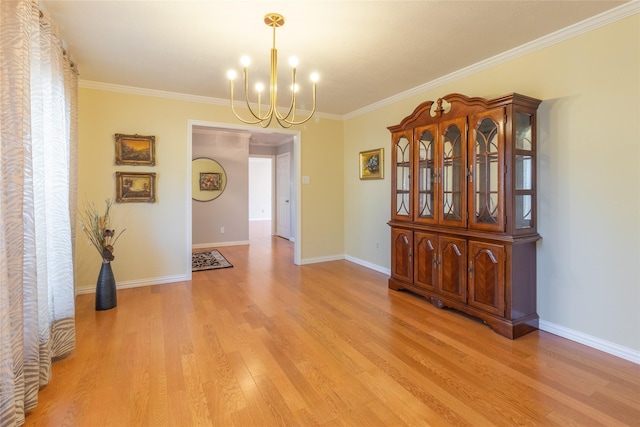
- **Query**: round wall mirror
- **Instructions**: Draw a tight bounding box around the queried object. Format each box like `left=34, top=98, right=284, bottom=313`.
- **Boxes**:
left=192, top=157, right=227, bottom=202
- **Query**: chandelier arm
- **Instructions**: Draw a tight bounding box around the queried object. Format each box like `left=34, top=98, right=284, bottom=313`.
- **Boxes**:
left=241, top=68, right=270, bottom=122
left=229, top=80, right=267, bottom=125
left=276, top=83, right=317, bottom=126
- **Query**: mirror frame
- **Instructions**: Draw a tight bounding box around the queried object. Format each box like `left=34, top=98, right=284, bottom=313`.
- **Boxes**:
left=192, top=157, right=227, bottom=202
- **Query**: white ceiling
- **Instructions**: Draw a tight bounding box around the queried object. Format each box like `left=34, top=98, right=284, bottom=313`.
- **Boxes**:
left=40, top=1, right=629, bottom=121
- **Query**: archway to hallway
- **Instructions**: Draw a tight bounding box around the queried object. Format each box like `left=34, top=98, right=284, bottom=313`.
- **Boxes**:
left=186, top=120, right=301, bottom=280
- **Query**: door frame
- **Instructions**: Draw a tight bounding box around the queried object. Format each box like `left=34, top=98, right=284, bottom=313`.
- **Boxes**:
left=186, top=120, right=302, bottom=280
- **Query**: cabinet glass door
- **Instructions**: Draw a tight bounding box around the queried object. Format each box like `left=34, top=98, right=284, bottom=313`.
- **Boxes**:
left=469, top=109, right=504, bottom=232
left=515, top=111, right=535, bottom=230
left=439, top=118, right=466, bottom=227
left=415, top=126, right=436, bottom=224
left=392, top=133, right=411, bottom=220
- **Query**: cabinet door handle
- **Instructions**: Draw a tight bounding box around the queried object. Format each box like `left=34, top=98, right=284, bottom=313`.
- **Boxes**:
left=468, top=261, right=473, bottom=278
left=468, top=165, right=474, bottom=182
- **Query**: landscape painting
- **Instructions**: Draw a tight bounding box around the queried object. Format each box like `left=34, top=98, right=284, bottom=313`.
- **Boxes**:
left=115, top=133, right=156, bottom=166
left=116, top=171, right=156, bottom=203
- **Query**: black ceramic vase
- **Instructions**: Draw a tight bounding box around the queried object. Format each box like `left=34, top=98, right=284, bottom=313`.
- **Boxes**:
left=96, top=261, right=117, bottom=310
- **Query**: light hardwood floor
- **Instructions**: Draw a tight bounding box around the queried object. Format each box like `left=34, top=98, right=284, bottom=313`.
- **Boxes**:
left=26, top=221, right=639, bottom=426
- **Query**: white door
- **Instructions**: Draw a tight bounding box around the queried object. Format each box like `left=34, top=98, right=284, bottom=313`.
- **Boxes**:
left=276, top=152, right=291, bottom=239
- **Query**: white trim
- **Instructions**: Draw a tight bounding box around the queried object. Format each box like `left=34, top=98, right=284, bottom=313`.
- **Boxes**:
left=299, top=254, right=345, bottom=265
left=344, top=255, right=390, bottom=276
left=292, top=134, right=302, bottom=265
left=192, top=241, right=249, bottom=249
left=343, top=2, right=640, bottom=120
left=539, top=320, right=640, bottom=364
left=75, top=274, right=189, bottom=295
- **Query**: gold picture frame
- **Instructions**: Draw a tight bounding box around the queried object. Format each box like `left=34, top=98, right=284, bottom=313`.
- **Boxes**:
left=359, top=148, right=384, bottom=180
left=115, top=133, right=156, bottom=166
left=199, top=172, right=221, bottom=191
left=116, top=171, right=156, bottom=203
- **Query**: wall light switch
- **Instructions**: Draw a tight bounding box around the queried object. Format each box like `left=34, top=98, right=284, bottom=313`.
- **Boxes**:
left=302, top=176, right=310, bottom=184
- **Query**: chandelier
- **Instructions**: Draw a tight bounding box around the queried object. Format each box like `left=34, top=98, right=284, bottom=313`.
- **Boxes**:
left=226, top=13, right=319, bottom=128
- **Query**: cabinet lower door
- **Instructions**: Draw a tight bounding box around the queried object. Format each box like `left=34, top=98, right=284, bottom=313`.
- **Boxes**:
left=438, top=236, right=467, bottom=302
left=391, top=228, right=413, bottom=283
left=468, top=241, right=505, bottom=316
left=414, top=232, right=438, bottom=292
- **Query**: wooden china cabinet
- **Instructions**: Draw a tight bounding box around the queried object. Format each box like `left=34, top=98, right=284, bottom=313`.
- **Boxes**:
left=388, top=93, right=541, bottom=339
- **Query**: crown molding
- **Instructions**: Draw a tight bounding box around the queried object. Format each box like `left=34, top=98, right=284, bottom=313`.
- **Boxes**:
left=343, top=1, right=640, bottom=120
left=78, top=80, right=342, bottom=122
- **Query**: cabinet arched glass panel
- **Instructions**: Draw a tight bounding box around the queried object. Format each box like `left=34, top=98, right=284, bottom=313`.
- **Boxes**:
left=474, top=118, right=500, bottom=225
left=417, top=129, right=435, bottom=220
left=441, top=124, right=463, bottom=222
left=395, top=136, right=411, bottom=217
left=515, top=111, right=535, bottom=229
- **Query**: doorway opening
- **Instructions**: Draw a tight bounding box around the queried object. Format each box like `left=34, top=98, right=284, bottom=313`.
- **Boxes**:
left=249, top=156, right=274, bottom=240
left=186, top=120, right=302, bottom=280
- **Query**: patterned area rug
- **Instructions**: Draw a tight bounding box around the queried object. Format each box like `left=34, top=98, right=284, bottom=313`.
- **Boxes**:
left=192, top=249, right=233, bottom=272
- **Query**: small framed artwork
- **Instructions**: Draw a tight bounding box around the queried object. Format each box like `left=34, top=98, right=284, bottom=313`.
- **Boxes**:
left=200, top=172, right=221, bottom=191
left=115, top=133, right=156, bottom=166
left=192, top=158, right=227, bottom=202
left=116, top=171, right=157, bottom=203
left=359, top=148, right=384, bottom=180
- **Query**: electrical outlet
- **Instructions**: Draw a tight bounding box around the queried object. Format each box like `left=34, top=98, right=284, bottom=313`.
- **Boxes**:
left=220, top=226, right=225, bottom=234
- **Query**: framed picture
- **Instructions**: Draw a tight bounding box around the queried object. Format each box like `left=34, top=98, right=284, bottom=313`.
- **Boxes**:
left=115, top=133, right=156, bottom=166
left=116, top=171, right=157, bottom=203
left=359, top=148, right=384, bottom=180
left=192, top=158, right=227, bottom=202
left=199, top=172, right=221, bottom=191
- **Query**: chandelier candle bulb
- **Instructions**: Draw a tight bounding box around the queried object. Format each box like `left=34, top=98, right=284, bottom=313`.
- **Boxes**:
left=226, top=12, right=319, bottom=128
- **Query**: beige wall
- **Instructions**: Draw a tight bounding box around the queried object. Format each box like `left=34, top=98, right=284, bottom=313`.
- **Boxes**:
left=76, top=90, right=344, bottom=291
left=77, top=13, right=638, bottom=354
left=344, top=14, right=640, bottom=352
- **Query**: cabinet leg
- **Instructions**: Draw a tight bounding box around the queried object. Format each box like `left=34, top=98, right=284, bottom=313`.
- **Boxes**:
left=429, top=297, right=445, bottom=309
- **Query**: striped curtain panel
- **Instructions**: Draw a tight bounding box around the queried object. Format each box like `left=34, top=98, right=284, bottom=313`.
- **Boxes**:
left=0, top=1, right=78, bottom=425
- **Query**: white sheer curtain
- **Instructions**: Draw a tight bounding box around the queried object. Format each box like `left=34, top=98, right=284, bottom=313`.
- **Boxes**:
left=0, top=1, right=78, bottom=425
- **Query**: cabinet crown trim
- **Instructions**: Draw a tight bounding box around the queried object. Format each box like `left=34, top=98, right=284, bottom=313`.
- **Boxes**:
left=388, top=93, right=542, bottom=132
